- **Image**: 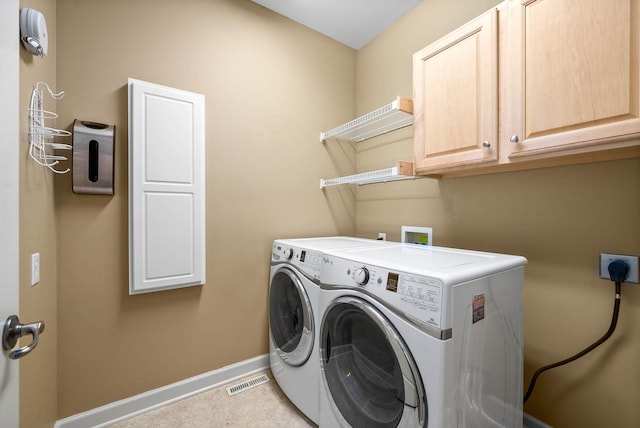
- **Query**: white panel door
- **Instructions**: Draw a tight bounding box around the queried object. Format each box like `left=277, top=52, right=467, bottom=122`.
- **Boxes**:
left=128, top=79, right=206, bottom=294
left=0, top=0, right=20, bottom=424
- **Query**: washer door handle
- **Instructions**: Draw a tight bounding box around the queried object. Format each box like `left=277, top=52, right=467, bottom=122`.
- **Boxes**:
left=2, top=315, right=45, bottom=360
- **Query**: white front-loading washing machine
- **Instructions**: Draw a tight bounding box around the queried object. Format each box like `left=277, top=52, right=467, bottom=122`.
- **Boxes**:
left=269, top=237, right=398, bottom=424
left=318, top=244, right=527, bottom=428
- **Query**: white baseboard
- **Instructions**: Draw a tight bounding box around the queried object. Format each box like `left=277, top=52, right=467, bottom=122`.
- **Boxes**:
left=54, top=354, right=269, bottom=428
left=54, top=353, right=550, bottom=428
left=524, top=412, right=553, bottom=428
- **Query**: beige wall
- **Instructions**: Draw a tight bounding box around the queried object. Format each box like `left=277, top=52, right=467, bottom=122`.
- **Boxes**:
left=19, top=0, right=640, bottom=426
left=53, top=0, right=356, bottom=418
left=356, top=1, right=640, bottom=427
left=19, top=0, right=59, bottom=427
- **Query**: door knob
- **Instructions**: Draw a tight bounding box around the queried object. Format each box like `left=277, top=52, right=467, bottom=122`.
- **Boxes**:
left=2, top=315, right=45, bottom=359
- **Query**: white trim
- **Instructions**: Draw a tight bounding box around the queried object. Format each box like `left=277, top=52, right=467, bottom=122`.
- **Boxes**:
left=54, top=354, right=269, bottom=428
left=523, top=412, right=553, bottom=428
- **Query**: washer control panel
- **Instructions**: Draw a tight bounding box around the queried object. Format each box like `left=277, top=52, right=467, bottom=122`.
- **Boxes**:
left=272, top=243, right=323, bottom=281
left=322, top=255, right=445, bottom=329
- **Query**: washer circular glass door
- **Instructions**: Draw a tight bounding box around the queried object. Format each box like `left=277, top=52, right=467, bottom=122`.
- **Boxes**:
left=269, top=267, right=314, bottom=366
left=321, top=296, right=426, bottom=428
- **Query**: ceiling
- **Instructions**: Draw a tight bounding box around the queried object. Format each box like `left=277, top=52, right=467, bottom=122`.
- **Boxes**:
left=251, top=0, right=423, bottom=50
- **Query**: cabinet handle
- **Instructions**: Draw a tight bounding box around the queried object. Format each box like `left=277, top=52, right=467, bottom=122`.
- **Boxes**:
left=482, top=141, right=491, bottom=148
left=510, top=135, right=520, bottom=143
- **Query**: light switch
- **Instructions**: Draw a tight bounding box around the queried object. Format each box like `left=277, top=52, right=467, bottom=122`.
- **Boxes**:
left=31, top=253, right=40, bottom=286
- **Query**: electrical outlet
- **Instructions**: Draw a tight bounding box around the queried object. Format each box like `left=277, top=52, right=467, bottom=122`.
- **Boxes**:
left=599, top=253, right=639, bottom=283
left=31, top=253, right=40, bottom=286
left=378, top=233, right=386, bottom=241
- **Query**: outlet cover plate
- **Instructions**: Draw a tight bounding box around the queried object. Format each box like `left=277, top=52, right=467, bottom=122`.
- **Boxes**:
left=599, top=253, right=639, bottom=283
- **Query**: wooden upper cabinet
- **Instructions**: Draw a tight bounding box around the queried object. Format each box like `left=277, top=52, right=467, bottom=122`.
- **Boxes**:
left=507, top=0, right=640, bottom=160
left=413, top=9, right=499, bottom=174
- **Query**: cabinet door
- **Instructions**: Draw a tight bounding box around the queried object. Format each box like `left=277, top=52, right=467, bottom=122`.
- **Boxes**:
left=413, top=9, right=498, bottom=174
left=128, top=79, right=206, bottom=294
left=507, top=0, right=640, bottom=160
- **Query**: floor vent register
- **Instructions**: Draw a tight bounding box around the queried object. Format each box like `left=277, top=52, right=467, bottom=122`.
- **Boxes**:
left=226, top=374, right=270, bottom=397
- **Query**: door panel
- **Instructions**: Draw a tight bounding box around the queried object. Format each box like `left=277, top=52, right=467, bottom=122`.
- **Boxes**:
left=525, top=0, right=633, bottom=137
left=509, top=0, right=640, bottom=159
left=0, top=0, right=20, bottom=425
left=128, top=79, right=206, bottom=294
left=413, top=8, right=498, bottom=173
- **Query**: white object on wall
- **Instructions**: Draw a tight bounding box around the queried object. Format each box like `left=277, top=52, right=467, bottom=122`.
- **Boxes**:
left=128, top=78, right=206, bottom=294
left=20, top=8, right=48, bottom=57
left=28, top=82, right=72, bottom=174
left=401, top=225, right=433, bottom=246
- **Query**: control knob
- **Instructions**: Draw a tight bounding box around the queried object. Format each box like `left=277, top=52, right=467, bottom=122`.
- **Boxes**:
left=354, top=267, right=370, bottom=285
left=283, top=248, right=294, bottom=260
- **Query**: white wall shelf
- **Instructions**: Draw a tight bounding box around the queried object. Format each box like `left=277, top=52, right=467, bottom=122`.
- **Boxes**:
left=320, top=161, right=415, bottom=189
left=320, top=96, right=413, bottom=143
left=320, top=97, right=419, bottom=188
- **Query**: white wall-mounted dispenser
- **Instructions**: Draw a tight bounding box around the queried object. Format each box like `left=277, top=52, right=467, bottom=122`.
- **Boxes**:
left=20, top=8, right=48, bottom=57
left=72, top=120, right=115, bottom=195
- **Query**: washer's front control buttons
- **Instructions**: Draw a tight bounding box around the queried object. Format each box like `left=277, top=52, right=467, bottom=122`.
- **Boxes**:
left=284, top=248, right=294, bottom=260
left=354, top=267, right=370, bottom=285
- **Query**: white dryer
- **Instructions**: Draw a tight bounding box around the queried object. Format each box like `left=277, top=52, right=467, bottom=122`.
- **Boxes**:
left=318, top=244, right=526, bottom=428
left=269, top=237, right=398, bottom=424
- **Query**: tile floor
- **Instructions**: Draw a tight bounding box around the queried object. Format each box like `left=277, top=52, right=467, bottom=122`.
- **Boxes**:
left=110, top=370, right=315, bottom=427
left=102, top=370, right=545, bottom=428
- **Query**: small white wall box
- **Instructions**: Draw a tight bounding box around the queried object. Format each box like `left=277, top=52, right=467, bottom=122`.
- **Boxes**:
left=401, top=226, right=433, bottom=246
